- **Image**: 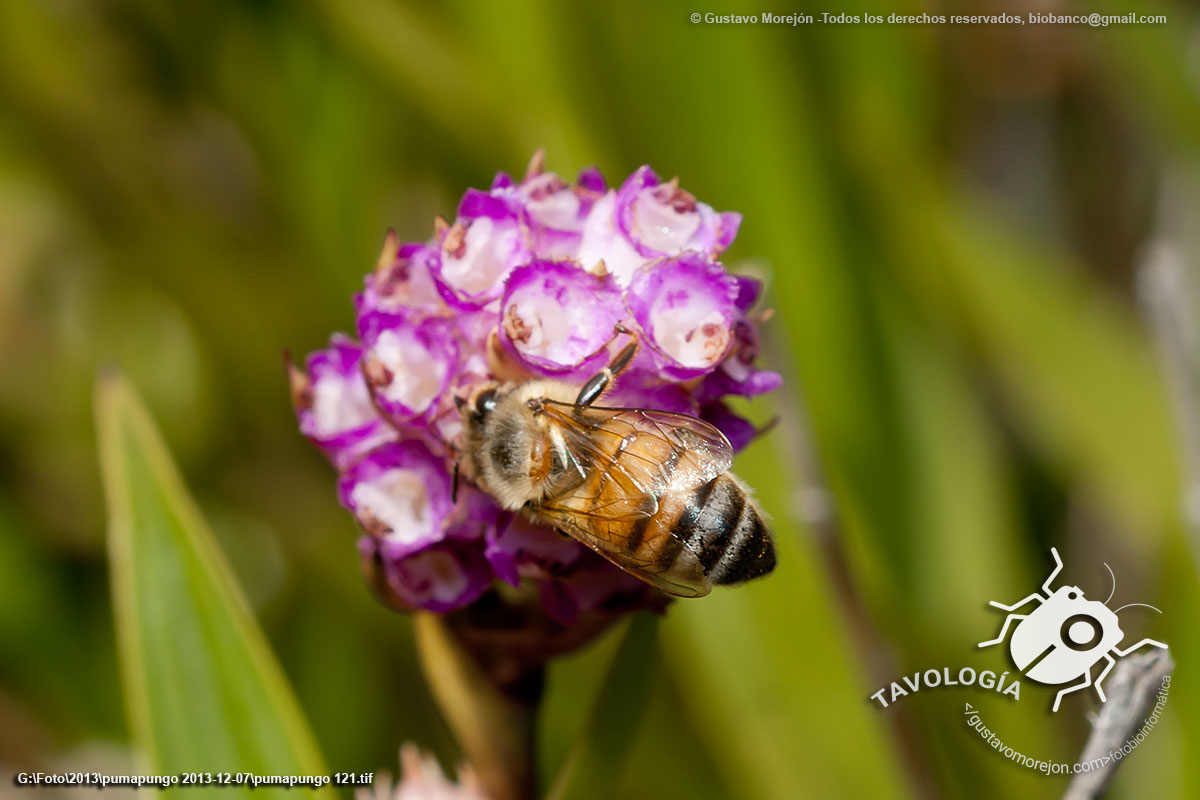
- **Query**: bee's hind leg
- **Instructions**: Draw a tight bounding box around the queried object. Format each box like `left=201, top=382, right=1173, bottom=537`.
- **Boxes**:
left=575, top=324, right=639, bottom=408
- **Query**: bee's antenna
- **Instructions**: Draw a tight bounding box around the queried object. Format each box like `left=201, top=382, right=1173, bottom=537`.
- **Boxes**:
left=1103, top=562, right=1116, bottom=605
left=1113, top=602, right=1163, bottom=614
left=452, top=460, right=460, bottom=504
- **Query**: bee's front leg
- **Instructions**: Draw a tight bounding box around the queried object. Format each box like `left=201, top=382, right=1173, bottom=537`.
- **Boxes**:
left=575, top=324, right=639, bottom=408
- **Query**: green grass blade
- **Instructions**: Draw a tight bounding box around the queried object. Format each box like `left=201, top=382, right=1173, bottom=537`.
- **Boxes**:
left=661, top=530, right=913, bottom=800
left=545, top=612, right=658, bottom=800
left=96, top=373, right=332, bottom=798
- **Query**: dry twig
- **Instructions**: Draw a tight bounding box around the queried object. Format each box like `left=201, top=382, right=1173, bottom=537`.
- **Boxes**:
left=1062, top=649, right=1174, bottom=800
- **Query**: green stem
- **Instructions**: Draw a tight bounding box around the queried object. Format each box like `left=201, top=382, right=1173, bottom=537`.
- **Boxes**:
left=414, top=612, right=541, bottom=800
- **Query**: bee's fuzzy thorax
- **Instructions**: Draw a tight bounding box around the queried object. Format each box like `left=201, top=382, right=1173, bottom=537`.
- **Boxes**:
left=462, top=379, right=577, bottom=511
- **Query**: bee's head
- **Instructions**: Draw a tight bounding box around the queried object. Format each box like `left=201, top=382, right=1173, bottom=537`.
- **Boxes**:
left=456, top=381, right=502, bottom=427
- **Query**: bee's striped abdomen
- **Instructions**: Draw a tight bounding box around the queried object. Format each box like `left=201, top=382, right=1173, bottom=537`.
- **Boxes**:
left=646, top=473, right=775, bottom=588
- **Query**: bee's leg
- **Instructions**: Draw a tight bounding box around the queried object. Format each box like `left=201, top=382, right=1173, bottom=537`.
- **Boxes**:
left=575, top=325, right=639, bottom=408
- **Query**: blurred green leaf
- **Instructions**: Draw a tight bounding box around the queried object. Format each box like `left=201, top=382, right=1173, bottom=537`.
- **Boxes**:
left=96, top=373, right=332, bottom=798
left=546, top=612, right=657, bottom=800
left=937, top=204, right=1183, bottom=538
left=660, top=488, right=913, bottom=800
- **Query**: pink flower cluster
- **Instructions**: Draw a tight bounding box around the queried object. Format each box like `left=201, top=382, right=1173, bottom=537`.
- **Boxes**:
left=289, top=153, right=780, bottom=619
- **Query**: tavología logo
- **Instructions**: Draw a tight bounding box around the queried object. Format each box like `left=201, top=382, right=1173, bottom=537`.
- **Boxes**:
left=867, top=547, right=1172, bottom=779
left=977, top=547, right=1166, bottom=711
left=867, top=547, right=1168, bottom=712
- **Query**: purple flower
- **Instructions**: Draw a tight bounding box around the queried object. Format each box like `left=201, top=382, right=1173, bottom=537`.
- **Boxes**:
left=538, top=554, right=666, bottom=626
left=337, top=440, right=454, bottom=555
left=485, top=518, right=587, bottom=586
left=287, top=334, right=394, bottom=469
left=604, top=368, right=697, bottom=415
left=500, top=259, right=624, bottom=375
left=616, top=166, right=740, bottom=257
left=356, top=231, right=445, bottom=316
left=700, top=401, right=761, bottom=453
left=695, top=315, right=783, bottom=403
left=359, top=311, right=459, bottom=424
left=290, top=152, right=780, bottom=624
left=360, top=536, right=493, bottom=614
left=624, top=254, right=740, bottom=379
left=578, top=166, right=740, bottom=284
left=342, top=440, right=508, bottom=614
left=513, top=154, right=606, bottom=260
left=433, top=190, right=531, bottom=307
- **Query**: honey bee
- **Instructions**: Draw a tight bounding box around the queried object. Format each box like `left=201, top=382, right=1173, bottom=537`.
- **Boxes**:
left=456, top=332, right=775, bottom=598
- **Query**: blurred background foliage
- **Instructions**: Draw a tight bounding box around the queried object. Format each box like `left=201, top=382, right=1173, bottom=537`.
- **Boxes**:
left=1, top=1, right=1199, bottom=798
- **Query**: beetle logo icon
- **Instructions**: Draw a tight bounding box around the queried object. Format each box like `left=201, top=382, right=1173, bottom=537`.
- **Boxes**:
left=979, top=548, right=1166, bottom=712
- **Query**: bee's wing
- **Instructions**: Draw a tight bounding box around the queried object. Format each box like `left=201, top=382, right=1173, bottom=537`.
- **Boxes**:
left=532, top=401, right=734, bottom=597
left=542, top=401, right=734, bottom=493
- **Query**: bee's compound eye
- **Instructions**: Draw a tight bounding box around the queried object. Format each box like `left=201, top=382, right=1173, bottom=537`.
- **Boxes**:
left=475, top=388, right=497, bottom=415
